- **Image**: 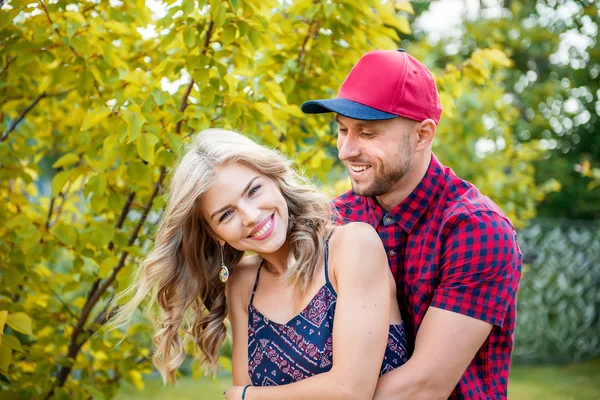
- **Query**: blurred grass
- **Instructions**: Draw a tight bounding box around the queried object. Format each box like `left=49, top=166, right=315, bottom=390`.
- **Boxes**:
left=115, top=359, right=600, bottom=399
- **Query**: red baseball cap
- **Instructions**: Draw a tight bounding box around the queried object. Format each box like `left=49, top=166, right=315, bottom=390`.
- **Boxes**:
left=301, top=49, right=443, bottom=124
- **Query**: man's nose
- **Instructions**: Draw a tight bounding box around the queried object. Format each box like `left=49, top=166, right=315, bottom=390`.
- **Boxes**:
left=337, top=134, right=361, bottom=161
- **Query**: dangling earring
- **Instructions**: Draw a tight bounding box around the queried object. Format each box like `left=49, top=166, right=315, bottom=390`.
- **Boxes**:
left=219, top=244, right=229, bottom=283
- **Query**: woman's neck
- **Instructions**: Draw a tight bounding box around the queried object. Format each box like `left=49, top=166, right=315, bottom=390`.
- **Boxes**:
left=258, top=240, right=289, bottom=275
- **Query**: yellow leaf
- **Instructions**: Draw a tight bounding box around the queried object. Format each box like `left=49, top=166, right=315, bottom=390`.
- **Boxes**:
left=218, top=355, right=232, bottom=372
left=63, top=11, right=86, bottom=23
left=124, top=110, right=147, bottom=142
left=439, top=91, right=456, bottom=119
left=19, top=362, right=36, bottom=373
left=0, top=310, right=7, bottom=332
left=6, top=313, right=32, bottom=336
left=52, top=153, right=80, bottom=169
left=51, top=170, right=71, bottom=196
left=73, top=297, right=86, bottom=309
left=255, top=102, right=274, bottom=121
left=81, top=108, right=111, bottom=131
left=382, top=14, right=411, bottom=35
left=395, top=1, right=415, bottom=14
left=2, top=335, right=23, bottom=353
left=94, top=350, right=108, bottom=361
left=129, top=370, right=145, bottom=390
left=123, top=70, right=148, bottom=86
left=105, top=20, right=130, bottom=35
left=484, top=49, right=514, bottom=68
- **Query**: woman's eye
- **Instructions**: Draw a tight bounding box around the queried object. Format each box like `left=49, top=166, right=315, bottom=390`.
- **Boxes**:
left=249, top=184, right=261, bottom=196
left=219, top=210, right=233, bottom=222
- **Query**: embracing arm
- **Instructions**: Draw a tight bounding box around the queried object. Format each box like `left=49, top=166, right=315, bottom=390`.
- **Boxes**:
left=373, top=211, right=522, bottom=399
left=232, top=223, right=393, bottom=400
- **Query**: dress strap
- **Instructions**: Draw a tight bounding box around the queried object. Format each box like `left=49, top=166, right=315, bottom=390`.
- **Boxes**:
left=323, top=229, right=335, bottom=285
left=249, top=260, right=264, bottom=305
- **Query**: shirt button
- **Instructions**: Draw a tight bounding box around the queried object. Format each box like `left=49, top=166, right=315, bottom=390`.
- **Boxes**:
left=389, top=250, right=397, bottom=257
left=263, top=316, right=269, bottom=324
left=384, top=214, right=394, bottom=224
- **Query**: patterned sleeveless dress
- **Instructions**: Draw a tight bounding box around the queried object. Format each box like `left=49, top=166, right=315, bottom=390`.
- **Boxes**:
left=247, top=236, right=409, bottom=386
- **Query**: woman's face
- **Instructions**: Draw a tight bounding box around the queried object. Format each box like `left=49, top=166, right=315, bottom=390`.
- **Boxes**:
left=200, top=162, right=289, bottom=255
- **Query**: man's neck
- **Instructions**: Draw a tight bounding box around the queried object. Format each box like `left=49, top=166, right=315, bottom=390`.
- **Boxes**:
left=375, top=152, right=432, bottom=212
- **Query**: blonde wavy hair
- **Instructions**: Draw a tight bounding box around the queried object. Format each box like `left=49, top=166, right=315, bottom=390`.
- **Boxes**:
left=110, top=129, right=334, bottom=384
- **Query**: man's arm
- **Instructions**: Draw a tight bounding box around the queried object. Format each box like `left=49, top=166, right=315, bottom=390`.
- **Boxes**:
left=373, top=307, right=492, bottom=399
left=374, top=211, right=521, bottom=399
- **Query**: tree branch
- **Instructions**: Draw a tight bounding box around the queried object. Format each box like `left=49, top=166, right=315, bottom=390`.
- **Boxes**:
left=175, top=19, right=215, bottom=134
left=108, top=191, right=136, bottom=251
left=0, top=57, right=15, bottom=78
left=45, top=196, right=56, bottom=231
left=51, top=167, right=166, bottom=394
left=50, top=180, right=73, bottom=227
left=1, top=89, right=73, bottom=142
left=1, top=92, right=47, bottom=142
left=48, top=288, right=79, bottom=321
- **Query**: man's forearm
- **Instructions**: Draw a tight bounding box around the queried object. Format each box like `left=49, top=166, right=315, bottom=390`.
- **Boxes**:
left=373, top=358, right=453, bottom=400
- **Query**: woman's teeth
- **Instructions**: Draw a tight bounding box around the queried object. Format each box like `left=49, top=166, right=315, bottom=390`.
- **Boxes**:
left=252, top=217, right=272, bottom=238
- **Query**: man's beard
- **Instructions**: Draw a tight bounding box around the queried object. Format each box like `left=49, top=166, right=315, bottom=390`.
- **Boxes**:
left=350, top=141, right=412, bottom=198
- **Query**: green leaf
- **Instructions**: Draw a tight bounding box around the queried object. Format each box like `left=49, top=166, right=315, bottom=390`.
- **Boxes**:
left=248, top=30, right=261, bottom=50
left=6, top=313, right=33, bottom=336
left=166, top=133, right=185, bottom=153
left=124, top=110, right=147, bottom=142
left=0, top=342, right=12, bottom=372
left=137, top=133, right=159, bottom=163
left=51, top=170, right=71, bottom=197
left=2, top=335, right=24, bottom=353
left=99, top=256, right=118, bottom=278
left=212, top=2, right=227, bottom=28
left=183, top=27, right=197, bottom=49
left=81, top=108, right=111, bottom=131
left=52, top=153, right=79, bottom=169
left=221, top=25, right=236, bottom=47
left=52, top=224, right=79, bottom=247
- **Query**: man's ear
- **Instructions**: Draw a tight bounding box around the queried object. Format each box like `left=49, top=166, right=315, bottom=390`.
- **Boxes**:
left=415, top=118, right=436, bottom=151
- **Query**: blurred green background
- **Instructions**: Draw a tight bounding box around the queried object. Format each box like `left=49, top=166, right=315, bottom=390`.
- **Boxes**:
left=1, top=0, right=599, bottom=398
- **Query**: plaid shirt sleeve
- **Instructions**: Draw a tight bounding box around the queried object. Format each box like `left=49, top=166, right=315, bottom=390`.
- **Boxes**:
left=430, top=210, right=522, bottom=327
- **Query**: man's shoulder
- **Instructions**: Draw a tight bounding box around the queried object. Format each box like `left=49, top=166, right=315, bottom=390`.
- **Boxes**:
left=438, top=169, right=515, bottom=232
left=332, top=189, right=366, bottom=220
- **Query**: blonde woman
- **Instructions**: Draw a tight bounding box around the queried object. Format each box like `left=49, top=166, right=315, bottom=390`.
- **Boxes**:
left=113, top=129, right=408, bottom=399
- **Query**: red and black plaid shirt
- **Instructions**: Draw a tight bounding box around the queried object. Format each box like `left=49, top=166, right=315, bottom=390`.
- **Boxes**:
left=333, top=154, right=522, bottom=399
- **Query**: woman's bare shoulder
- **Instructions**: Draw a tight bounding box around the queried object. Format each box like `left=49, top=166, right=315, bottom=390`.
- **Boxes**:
left=227, top=254, right=262, bottom=295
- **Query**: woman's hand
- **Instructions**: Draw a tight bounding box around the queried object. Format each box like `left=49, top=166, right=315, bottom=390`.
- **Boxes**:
left=224, top=385, right=244, bottom=400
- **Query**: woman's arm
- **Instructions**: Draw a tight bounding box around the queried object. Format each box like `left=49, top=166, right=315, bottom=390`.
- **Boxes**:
left=226, top=260, right=254, bottom=386
left=226, top=223, right=393, bottom=400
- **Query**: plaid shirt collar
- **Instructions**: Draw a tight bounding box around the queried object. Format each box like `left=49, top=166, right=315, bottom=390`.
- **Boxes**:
left=364, top=154, right=445, bottom=234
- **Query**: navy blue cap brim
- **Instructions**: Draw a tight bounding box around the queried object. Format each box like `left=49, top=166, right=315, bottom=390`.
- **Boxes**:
left=301, top=98, right=397, bottom=121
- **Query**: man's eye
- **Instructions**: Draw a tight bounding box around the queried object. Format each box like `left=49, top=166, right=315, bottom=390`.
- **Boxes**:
left=249, top=184, right=261, bottom=196
left=338, top=128, right=348, bottom=134
left=361, top=132, right=375, bottom=138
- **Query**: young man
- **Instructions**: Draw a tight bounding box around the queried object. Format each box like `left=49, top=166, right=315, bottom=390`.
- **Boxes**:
left=301, top=49, right=522, bottom=399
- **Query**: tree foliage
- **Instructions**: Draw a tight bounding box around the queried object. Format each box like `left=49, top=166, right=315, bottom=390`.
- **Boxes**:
left=1, top=0, right=548, bottom=398
left=418, top=0, right=600, bottom=218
